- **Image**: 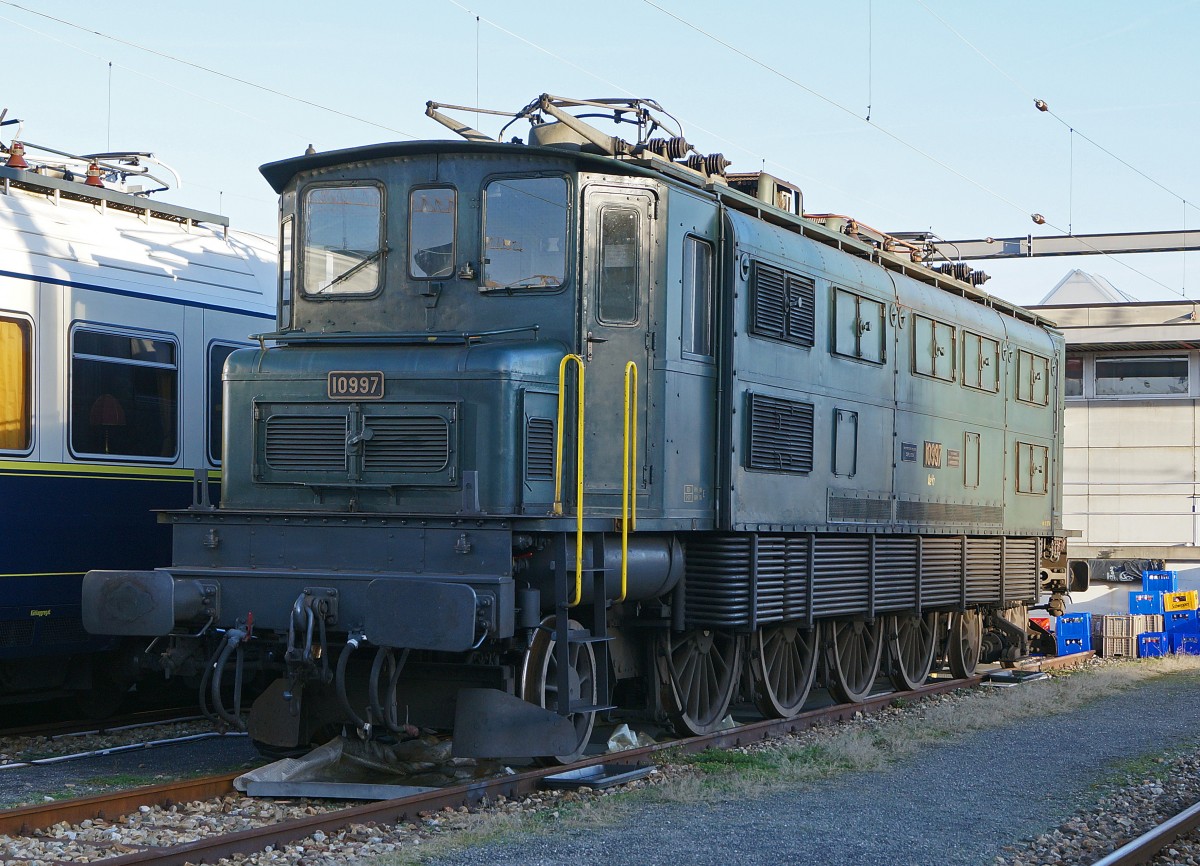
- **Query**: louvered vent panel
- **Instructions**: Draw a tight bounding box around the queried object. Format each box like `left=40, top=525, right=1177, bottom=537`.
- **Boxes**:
left=525, top=418, right=554, bottom=481
left=684, top=536, right=754, bottom=628
left=751, top=263, right=787, bottom=337
left=784, top=536, right=811, bottom=621
left=920, top=536, right=964, bottom=608
left=896, top=501, right=1004, bottom=526
left=747, top=394, right=814, bottom=474
left=788, top=274, right=816, bottom=346
left=829, top=493, right=892, bottom=523
left=265, top=416, right=347, bottom=471
left=1003, top=537, right=1039, bottom=604
left=754, top=536, right=788, bottom=625
left=812, top=536, right=871, bottom=617
left=874, top=536, right=919, bottom=612
left=965, top=537, right=1003, bottom=605
left=364, top=416, right=449, bottom=472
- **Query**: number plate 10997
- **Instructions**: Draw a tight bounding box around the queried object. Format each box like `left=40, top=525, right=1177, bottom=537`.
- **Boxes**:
left=327, top=371, right=384, bottom=400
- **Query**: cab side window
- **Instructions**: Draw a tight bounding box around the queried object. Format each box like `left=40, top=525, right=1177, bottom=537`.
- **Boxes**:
left=682, top=236, right=714, bottom=357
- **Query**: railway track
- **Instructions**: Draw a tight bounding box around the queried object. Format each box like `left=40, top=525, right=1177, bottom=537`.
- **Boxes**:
left=0, top=708, right=202, bottom=741
left=0, top=653, right=1092, bottom=866
left=1091, top=799, right=1200, bottom=866
left=0, top=664, right=1048, bottom=865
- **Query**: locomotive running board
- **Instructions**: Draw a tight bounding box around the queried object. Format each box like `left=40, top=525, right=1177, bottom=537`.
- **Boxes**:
left=450, top=688, right=580, bottom=758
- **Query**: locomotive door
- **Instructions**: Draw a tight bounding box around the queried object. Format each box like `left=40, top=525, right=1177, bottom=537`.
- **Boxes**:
left=580, top=184, right=654, bottom=504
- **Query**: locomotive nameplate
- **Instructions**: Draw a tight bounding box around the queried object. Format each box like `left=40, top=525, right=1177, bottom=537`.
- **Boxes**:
left=327, top=371, right=384, bottom=400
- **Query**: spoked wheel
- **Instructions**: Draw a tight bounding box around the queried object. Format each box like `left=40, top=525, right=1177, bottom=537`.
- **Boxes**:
left=948, top=609, right=984, bottom=679
left=748, top=621, right=821, bottom=719
left=886, top=612, right=939, bottom=691
left=824, top=618, right=884, bottom=704
left=657, top=628, right=742, bottom=736
left=520, top=616, right=597, bottom=763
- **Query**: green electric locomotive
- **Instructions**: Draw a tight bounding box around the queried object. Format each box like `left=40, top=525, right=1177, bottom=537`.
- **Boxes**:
left=84, top=95, right=1073, bottom=760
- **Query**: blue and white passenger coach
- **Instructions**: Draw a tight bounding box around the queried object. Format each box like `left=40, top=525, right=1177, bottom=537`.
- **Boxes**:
left=1, top=139, right=274, bottom=713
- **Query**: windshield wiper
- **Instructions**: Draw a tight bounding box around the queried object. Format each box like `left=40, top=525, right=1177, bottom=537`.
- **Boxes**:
left=316, top=247, right=388, bottom=294
left=478, top=274, right=562, bottom=294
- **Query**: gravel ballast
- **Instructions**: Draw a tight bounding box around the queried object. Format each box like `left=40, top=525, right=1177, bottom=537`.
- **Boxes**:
left=418, top=663, right=1200, bottom=866
left=4, top=659, right=1200, bottom=865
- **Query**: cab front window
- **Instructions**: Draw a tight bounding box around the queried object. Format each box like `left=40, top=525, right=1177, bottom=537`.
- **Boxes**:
left=409, top=187, right=456, bottom=279
left=302, top=184, right=384, bottom=297
left=482, top=176, right=568, bottom=291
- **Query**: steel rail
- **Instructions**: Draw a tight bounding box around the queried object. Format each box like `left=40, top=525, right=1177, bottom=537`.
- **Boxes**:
left=3, top=652, right=1094, bottom=865
left=1091, top=800, right=1200, bottom=866
left=9, top=676, right=982, bottom=866
left=0, top=708, right=202, bottom=740
left=0, top=771, right=242, bottom=835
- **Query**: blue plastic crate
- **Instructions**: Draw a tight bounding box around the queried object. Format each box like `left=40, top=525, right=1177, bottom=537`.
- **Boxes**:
left=1130, top=591, right=1165, bottom=616
left=1056, top=630, right=1092, bottom=656
left=1166, top=610, right=1199, bottom=633
left=1139, top=631, right=1169, bottom=657
left=1143, top=570, right=1179, bottom=594
left=1172, top=632, right=1200, bottom=655
left=1056, top=612, right=1092, bottom=639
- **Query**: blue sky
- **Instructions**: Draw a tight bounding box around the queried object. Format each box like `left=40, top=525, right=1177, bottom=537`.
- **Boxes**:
left=2, top=0, right=1197, bottom=306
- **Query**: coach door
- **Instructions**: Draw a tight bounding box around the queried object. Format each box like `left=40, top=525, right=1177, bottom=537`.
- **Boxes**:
left=580, top=184, right=655, bottom=505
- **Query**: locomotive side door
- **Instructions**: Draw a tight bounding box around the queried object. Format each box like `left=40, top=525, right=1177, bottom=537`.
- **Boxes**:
left=579, top=183, right=655, bottom=506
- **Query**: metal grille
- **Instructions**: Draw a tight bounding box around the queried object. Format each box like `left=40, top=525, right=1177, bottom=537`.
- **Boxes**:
left=751, top=263, right=787, bottom=337
left=874, top=536, right=919, bottom=612
left=37, top=617, right=91, bottom=645
left=363, top=416, right=450, bottom=472
left=684, top=535, right=755, bottom=628
left=896, top=500, right=1003, bottom=527
left=525, top=417, right=555, bottom=481
left=965, top=536, right=1003, bottom=605
left=0, top=621, right=35, bottom=648
left=787, top=274, right=816, bottom=345
left=264, top=415, right=347, bottom=470
left=1003, top=537, right=1039, bottom=604
left=747, top=393, right=814, bottom=474
left=812, top=536, right=870, bottom=617
left=920, top=536, right=964, bottom=609
left=828, top=492, right=893, bottom=523
left=750, top=262, right=815, bottom=346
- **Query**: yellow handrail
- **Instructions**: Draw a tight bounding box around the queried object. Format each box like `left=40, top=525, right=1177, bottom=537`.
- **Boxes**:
left=618, top=361, right=638, bottom=603
left=553, top=354, right=585, bottom=606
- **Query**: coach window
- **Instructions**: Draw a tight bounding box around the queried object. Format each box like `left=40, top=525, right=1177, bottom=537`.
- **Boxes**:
left=207, top=343, right=240, bottom=465
left=409, top=186, right=456, bottom=279
left=682, top=236, right=714, bottom=357
left=0, top=316, right=31, bottom=452
left=301, top=184, right=384, bottom=297
left=481, top=176, right=568, bottom=292
left=71, top=327, right=178, bottom=460
left=1095, top=354, right=1188, bottom=396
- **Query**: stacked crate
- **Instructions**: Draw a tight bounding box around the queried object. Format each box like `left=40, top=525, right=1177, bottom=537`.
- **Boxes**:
left=1130, top=570, right=1200, bottom=656
left=1055, top=612, right=1092, bottom=656
left=1091, top=614, right=1163, bottom=658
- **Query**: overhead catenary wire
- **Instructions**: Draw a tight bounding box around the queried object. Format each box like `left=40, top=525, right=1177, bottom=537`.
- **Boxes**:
left=0, top=0, right=418, bottom=140
left=914, top=0, right=1200, bottom=218
left=635, top=0, right=1183, bottom=296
